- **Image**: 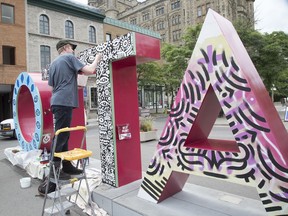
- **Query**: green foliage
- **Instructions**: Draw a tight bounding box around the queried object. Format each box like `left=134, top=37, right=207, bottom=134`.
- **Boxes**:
left=274, top=68, right=288, bottom=96
left=258, top=32, right=288, bottom=97
left=182, top=24, right=202, bottom=51
left=139, top=117, right=154, bottom=132
left=159, top=25, right=203, bottom=106
left=234, top=20, right=288, bottom=98
left=135, top=25, right=210, bottom=105
left=161, top=43, right=188, bottom=99
left=137, top=19, right=288, bottom=102
left=137, top=62, right=162, bottom=86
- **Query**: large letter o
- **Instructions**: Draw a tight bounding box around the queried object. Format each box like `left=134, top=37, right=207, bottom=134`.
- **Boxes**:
left=13, top=72, right=54, bottom=151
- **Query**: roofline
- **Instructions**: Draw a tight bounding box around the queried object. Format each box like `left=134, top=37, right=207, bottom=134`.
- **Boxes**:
left=104, top=17, right=161, bottom=39
left=27, top=0, right=105, bottom=22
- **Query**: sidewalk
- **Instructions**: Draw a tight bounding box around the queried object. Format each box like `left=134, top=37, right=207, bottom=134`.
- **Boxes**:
left=92, top=175, right=266, bottom=216
left=0, top=154, right=266, bottom=216
left=0, top=155, right=97, bottom=216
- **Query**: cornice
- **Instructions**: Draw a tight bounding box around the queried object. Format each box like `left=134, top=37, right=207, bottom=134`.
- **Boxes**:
left=28, top=0, right=105, bottom=22
left=104, top=17, right=161, bottom=39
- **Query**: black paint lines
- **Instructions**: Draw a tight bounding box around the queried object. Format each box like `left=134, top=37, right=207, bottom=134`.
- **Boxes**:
left=220, top=67, right=251, bottom=92
left=203, top=171, right=228, bottom=179
left=257, top=145, right=288, bottom=182
left=198, top=63, right=210, bottom=81
left=244, top=101, right=266, bottom=123
left=196, top=71, right=206, bottom=91
left=222, top=51, right=229, bottom=67
left=238, top=107, right=270, bottom=133
left=200, top=48, right=209, bottom=64
left=267, top=148, right=288, bottom=173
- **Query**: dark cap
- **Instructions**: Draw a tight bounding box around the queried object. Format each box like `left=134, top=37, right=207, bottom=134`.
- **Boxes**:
left=56, top=39, right=77, bottom=50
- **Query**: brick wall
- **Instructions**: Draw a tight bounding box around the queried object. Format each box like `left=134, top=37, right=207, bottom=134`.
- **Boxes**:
left=0, top=0, right=27, bottom=84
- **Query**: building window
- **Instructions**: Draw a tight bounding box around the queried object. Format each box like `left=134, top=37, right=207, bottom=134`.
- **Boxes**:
left=161, top=34, right=166, bottom=42
left=142, top=24, right=151, bottom=30
left=130, top=18, right=137, bottom=25
left=171, top=1, right=180, bottom=10
left=157, top=21, right=164, bottom=30
left=1, top=4, right=14, bottom=24
left=89, top=26, right=96, bottom=43
left=202, top=5, right=206, bottom=15
left=65, top=20, right=74, bottom=39
left=144, top=85, right=164, bottom=109
left=156, top=7, right=164, bottom=16
left=39, top=14, right=49, bottom=35
left=2, top=46, right=15, bottom=65
left=89, top=87, right=98, bottom=110
left=40, top=45, right=51, bottom=71
left=197, top=6, right=202, bottom=17
left=143, top=13, right=150, bottom=21
left=106, top=33, right=112, bottom=41
left=172, top=15, right=181, bottom=25
left=206, top=3, right=211, bottom=13
left=172, top=29, right=181, bottom=41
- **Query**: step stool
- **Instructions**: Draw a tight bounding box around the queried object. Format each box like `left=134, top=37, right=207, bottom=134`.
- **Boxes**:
left=41, top=126, right=96, bottom=216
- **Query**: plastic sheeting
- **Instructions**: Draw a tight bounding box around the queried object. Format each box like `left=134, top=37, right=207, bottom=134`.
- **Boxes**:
left=4, top=147, right=108, bottom=215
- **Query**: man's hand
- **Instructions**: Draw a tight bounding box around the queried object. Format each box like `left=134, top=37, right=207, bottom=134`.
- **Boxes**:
left=92, top=53, right=102, bottom=74
left=95, top=53, right=102, bottom=65
left=82, top=53, right=103, bottom=75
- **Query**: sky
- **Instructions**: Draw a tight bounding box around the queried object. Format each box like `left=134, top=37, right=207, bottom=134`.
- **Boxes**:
left=72, top=0, right=288, bottom=34
left=254, top=0, right=288, bottom=33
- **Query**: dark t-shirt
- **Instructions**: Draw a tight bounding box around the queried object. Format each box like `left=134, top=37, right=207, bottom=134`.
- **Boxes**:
left=48, top=54, right=84, bottom=108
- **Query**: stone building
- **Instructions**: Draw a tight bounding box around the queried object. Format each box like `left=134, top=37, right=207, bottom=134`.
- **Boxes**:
left=27, top=0, right=105, bottom=72
left=27, top=0, right=105, bottom=119
left=88, top=0, right=255, bottom=45
left=0, top=0, right=26, bottom=120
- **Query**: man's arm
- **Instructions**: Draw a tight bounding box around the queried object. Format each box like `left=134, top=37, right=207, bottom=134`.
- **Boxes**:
left=80, top=53, right=102, bottom=75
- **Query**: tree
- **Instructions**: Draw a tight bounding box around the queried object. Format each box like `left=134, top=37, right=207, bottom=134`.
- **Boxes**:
left=258, top=31, right=288, bottom=98
left=181, top=24, right=202, bottom=52
left=160, top=43, right=188, bottom=107
left=234, top=22, right=288, bottom=100
left=137, top=61, right=163, bottom=110
left=137, top=21, right=288, bottom=105
left=160, top=25, right=203, bottom=107
left=275, top=68, right=288, bottom=97
left=137, top=61, right=162, bottom=86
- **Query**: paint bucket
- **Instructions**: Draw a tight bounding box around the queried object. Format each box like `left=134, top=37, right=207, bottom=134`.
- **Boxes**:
left=20, top=177, right=31, bottom=188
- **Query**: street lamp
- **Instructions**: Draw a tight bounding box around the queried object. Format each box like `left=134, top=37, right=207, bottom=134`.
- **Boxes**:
left=271, top=84, right=277, bottom=102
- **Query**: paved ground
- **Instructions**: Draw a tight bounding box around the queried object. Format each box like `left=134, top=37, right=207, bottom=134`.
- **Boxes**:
left=0, top=155, right=91, bottom=215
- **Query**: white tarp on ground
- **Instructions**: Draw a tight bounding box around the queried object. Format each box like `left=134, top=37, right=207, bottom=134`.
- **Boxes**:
left=4, top=146, right=109, bottom=216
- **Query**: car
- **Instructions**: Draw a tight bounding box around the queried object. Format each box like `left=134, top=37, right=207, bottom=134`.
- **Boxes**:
left=0, top=118, right=16, bottom=139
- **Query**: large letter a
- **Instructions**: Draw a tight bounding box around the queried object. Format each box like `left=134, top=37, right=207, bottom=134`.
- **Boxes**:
left=138, top=9, right=288, bottom=216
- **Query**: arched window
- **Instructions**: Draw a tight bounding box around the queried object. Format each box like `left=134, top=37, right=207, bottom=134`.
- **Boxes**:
left=39, top=14, right=49, bottom=35
left=89, top=26, right=96, bottom=43
left=65, top=20, right=74, bottom=39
